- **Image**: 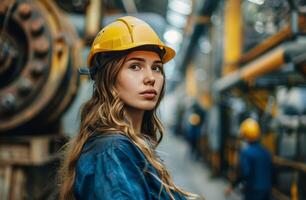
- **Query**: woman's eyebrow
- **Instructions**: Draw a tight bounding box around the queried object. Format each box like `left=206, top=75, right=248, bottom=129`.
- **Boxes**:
left=126, top=57, right=162, bottom=64
left=126, top=57, right=146, bottom=62
left=153, top=60, right=163, bottom=65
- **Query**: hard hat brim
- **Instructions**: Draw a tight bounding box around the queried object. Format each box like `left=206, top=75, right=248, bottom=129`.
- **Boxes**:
left=87, top=43, right=176, bottom=67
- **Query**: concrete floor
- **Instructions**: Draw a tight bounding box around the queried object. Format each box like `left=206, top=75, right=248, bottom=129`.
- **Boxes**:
left=158, top=131, right=243, bottom=200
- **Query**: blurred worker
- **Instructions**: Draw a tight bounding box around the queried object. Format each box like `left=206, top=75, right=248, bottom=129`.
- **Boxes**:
left=184, top=101, right=206, bottom=160
left=225, top=118, right=273, bottom=200
left=58, top=16, right=198, bottom=200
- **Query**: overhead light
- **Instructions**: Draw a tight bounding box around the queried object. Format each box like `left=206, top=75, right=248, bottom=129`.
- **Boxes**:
left=247, top=0, right=265, bottom=5
left=168, top=0, right=192, bottom=15
left=166, top=11, right=187, bottom=28
left=163, top=28, right=183, bottom=44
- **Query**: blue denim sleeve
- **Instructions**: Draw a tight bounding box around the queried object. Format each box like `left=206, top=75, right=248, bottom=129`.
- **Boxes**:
left=74, top=137, right=151, bottom=200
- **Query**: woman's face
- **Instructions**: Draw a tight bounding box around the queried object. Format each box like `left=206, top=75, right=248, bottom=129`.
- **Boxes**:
left=115, top=50, right=164, bottom=111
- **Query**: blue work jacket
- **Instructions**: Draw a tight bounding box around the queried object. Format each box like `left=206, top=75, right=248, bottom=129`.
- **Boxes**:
left=239, top=142, right=272, bottom=192
left=74, top=133, right=186, bottom=200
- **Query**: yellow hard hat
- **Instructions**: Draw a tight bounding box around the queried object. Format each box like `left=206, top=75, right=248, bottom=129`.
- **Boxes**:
left=239, top=118, right=261, bottom=142
left=87, top=16, right=176, bottom=67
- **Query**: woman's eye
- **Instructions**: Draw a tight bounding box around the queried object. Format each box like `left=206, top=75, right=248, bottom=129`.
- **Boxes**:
left=129, top=64, right=141, bottom=70
left=152, top=65, right=163, bottom=72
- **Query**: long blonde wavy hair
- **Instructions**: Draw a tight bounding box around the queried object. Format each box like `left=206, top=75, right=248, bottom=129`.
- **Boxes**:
left=59, top=48, right=198, bottom=200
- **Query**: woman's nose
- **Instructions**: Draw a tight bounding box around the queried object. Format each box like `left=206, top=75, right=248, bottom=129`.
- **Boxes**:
left=143, top=69, right=155, bottom=86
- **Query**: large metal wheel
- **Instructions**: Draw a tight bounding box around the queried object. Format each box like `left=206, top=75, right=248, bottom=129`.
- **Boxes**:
left=0, top=0, right=82, bottom=134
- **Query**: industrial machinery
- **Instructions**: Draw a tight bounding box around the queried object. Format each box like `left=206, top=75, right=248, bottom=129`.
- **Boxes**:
left=0, top=0, right=82, bottom=199
left=174, top=0, right=306, bottom=199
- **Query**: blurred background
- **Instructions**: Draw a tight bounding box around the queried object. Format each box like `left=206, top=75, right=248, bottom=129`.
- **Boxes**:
left=1, top=0, right=306, bottom=199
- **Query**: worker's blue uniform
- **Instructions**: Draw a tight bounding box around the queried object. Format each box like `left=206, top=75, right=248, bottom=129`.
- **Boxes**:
left=74, top=133, right=186, bottom=200
left=236, top=142, right=272, bottom=200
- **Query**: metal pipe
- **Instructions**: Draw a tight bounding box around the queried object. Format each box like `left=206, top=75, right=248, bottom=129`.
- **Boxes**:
left=178, top=0, right=219, bottom=74
left=214, top=42, right=306, bottom=92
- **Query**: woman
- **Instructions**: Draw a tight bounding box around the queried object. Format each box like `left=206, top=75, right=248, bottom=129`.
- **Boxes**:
left=59, top=16, right=198, bottom=200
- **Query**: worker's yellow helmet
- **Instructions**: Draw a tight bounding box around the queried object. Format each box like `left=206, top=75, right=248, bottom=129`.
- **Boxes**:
left=87, top=16, right=176, bottom=67
left=239, top=118, right=261, bottom=142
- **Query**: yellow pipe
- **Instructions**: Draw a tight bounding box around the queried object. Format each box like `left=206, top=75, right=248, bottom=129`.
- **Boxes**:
left=240, top=26, right=291, bottom=64
left=273, top=156, right=306, bottom=172
left=223, top=0, right=242, bottom=75
left=291, top=172, right=299, bottom=200
left=199, top=93, right=212, bottom=109
left=241, top=48, right=285, bottom=81
left=185, top=64, right=197, bottom=96
left=291, top=181, right=298, bottom=200
left=239, top=14, right=306, bottom=64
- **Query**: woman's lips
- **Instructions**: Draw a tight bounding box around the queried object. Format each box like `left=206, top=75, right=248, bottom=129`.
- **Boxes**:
left=139, top=89, right=157, bottom=100
left=140, top=92, right=156, bottom=99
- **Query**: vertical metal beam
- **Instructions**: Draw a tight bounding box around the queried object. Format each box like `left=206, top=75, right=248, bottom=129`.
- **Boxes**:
left=85, top=0, right=102, bottom=43
left=178, top=0, right=219, bottom=74
left=223, top=0, right=242, bottom=75
left=185, top=64, right=197, bottom=96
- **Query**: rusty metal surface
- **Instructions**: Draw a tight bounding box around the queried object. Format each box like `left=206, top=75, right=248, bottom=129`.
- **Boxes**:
left=0, top=134, right=67, bottom=199
left=0, top=0, right=81, bottom=133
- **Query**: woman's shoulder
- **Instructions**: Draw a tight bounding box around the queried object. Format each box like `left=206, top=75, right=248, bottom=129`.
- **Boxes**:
left=76, top=132, right=147, bottom=176
left=87, top=132, right=130, bottom=146
left=81, top=132, right=146, bottom=161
